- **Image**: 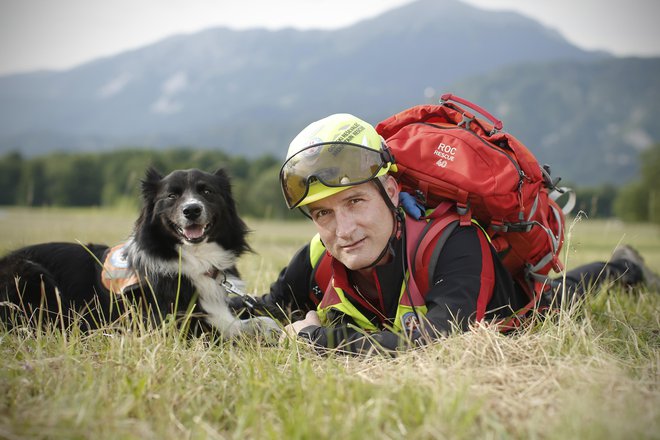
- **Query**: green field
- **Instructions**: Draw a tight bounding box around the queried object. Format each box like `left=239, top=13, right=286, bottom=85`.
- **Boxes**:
left=0, top=207, right=659, bottom=439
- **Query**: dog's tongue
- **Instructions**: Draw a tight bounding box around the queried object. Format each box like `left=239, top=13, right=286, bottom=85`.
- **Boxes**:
left=183, top=225, right=204, bottom=240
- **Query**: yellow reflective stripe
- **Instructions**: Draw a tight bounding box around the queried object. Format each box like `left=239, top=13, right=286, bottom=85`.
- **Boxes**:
left=471, top=219, right=491, bottom=243
left=317, top=286, right=378, bottom=331
left=309, top=233, right=326, bottom=266
left=393, top=274, right=428, bottom=332
left=317, top=274, right=430, bottom=333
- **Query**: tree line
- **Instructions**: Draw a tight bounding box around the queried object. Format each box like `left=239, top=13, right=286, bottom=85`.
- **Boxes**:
left=0, top=145, right=658, bottom=223
left=0, top=149, right=298, bottom=220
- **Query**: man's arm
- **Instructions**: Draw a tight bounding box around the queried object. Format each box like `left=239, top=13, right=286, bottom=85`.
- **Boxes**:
left=297, top=324, right=408, bottom=355
left=229, top=244, right=318, bottom=319
left=290, top=310, right=413, bottom=355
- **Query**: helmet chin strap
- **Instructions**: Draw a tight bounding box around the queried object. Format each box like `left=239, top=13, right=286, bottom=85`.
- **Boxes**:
left=354, top=179, right=402, bottom=271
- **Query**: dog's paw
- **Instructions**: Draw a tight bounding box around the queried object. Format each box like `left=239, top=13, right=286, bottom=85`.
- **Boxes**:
left=239, top=316, right=282, bottom=344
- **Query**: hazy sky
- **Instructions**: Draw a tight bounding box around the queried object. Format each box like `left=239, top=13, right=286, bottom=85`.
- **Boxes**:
left=0, top=0, right=658, bottom=76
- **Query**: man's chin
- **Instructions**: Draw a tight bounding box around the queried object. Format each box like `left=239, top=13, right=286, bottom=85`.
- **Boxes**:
left=337, top=253, right=378, bottom=271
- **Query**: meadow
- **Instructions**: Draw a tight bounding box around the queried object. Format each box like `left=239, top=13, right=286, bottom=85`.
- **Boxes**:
left=0, top=207, right=658, bottom=439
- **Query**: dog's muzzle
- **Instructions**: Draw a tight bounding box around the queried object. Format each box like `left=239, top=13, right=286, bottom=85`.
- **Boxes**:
left=173, top=202, right=212, bottom=243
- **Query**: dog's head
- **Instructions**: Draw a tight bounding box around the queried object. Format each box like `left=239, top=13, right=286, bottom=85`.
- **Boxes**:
left=137, top=167, right=250, bottom=255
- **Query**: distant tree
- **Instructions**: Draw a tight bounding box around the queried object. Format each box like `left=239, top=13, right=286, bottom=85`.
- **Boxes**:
left=614, top=143, right=660, bottom=224
left=0, top=152, right=23, bottom=205
left=229, top=156, right=251, bottom=180
left=18, top=159, right=49, bottom=205
left=247, top=155, right=280, bottom=180
left=641, top=144, right=660, bottom=224
left=48, top=155, right=103, bottom=206
left=574, top=184, right=618, bottom=218
left=242, top=163, right=297, bottom=219
left=614, top=182, right=648, bottom=222
left=0, top=148, right=299, bottom=218
left=100, top=149, right=156, bottom=206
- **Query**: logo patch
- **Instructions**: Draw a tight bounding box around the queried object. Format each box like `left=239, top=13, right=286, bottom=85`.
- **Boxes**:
left=401, top=311, right=420, bottom=333
left=101, top=243, right=140, bottom=294
left=433, top=142, right=457, bottom=168
left=108, top=243, right=130, bottom=269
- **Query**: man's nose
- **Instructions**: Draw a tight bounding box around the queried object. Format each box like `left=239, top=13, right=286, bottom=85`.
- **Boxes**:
left=334, top=209, right=357, bottom=238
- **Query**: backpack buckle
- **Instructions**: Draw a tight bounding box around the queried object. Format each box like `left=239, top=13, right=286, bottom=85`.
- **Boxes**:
left=502, top=222, right=534, bottom=233
left=458, top=113, right=474, bottom=130
left=456, top=201, right=471, bottom=226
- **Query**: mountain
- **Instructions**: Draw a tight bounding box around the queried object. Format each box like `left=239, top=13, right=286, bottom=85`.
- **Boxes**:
left=1, top=0, right=654, bottom=186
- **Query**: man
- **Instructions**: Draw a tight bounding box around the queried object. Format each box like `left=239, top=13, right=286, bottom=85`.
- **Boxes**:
left=232, top=113, right=659, bottom=355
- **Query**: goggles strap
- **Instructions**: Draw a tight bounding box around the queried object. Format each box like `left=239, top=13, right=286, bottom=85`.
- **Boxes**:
left=354, top=179, right=402, bottom=271
left=373, top=177, right=398, bottom=213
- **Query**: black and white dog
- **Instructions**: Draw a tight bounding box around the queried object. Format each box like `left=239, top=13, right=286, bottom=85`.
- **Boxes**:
left=0, top=167, right=277, bottom=337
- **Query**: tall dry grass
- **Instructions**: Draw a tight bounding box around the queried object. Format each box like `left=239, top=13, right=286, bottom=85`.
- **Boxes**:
left=0, top=208, right=658, bottom=439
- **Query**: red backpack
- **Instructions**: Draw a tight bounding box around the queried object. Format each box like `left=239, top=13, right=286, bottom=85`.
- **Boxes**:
left=375, top=94, right=574, bottom=305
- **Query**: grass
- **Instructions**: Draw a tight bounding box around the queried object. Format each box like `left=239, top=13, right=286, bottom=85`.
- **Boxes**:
left=0, top=207, right=659, bottom=439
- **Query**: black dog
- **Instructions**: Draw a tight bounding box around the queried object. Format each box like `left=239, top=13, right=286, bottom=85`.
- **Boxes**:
left=0, top=167, right=278, bottom=337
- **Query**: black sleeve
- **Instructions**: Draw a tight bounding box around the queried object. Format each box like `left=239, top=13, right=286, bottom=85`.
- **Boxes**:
left=422, top=224, right=493, bottom=335
left=299, top=323, right=410, bottom=356
left=254, top=244, right=319, bottom=318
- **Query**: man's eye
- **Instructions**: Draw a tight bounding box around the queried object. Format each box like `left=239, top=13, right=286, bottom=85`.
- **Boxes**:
left=313, top=209, right=329, bottom=220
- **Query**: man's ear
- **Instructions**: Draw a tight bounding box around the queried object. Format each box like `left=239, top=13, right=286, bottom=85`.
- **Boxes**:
left=384, top=175, right=400, bottom=206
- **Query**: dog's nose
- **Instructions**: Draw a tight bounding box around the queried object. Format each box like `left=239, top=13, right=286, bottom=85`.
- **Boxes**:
left=183, top=203, right=203, bottom=220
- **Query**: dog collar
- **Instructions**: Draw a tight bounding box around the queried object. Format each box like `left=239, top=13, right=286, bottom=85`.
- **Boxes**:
left=206, top=268, right=257, bottom=310
left=206, top=267, right=221, bottom=279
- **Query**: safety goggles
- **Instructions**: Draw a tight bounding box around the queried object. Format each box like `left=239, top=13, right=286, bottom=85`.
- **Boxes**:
left=280, top=142, right=394, bottom=209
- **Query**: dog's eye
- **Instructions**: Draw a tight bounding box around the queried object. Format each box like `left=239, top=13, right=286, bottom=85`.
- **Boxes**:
left=202, top=189, right=213, bottom=196
left=167, top=193, right=178, bottom=199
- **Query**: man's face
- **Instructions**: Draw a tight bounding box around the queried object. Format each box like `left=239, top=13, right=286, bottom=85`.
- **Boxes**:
left=306, top=176, right=399, bottom=271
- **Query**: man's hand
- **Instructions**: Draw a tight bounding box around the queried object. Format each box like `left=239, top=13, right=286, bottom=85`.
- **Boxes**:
left=280, top=311, right=321, bottom=343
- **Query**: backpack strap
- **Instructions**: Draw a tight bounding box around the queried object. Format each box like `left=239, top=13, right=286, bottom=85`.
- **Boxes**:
left=403, top=201, right=459, bottom=303
left=525, top=197, right=566, bottom=281
left=424, top=220, right=459, bottom=288
left=412, top=215, right=460, bottom=294
left=407, top=203, right=500, bottom=324
left=401, top=214, right=431, bottom=306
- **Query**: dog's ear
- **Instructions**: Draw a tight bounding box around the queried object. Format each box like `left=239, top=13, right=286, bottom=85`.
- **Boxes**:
left=144, top=167, right=163, bottom=183
left=141, top=167, right=163, bottom=197
left=212, top=168, right=232, bottom=192
left=213, top=168, right=229, bottom=180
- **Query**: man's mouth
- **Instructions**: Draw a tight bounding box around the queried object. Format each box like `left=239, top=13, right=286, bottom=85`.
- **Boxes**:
left=340, top=238, right=365, bottom=251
